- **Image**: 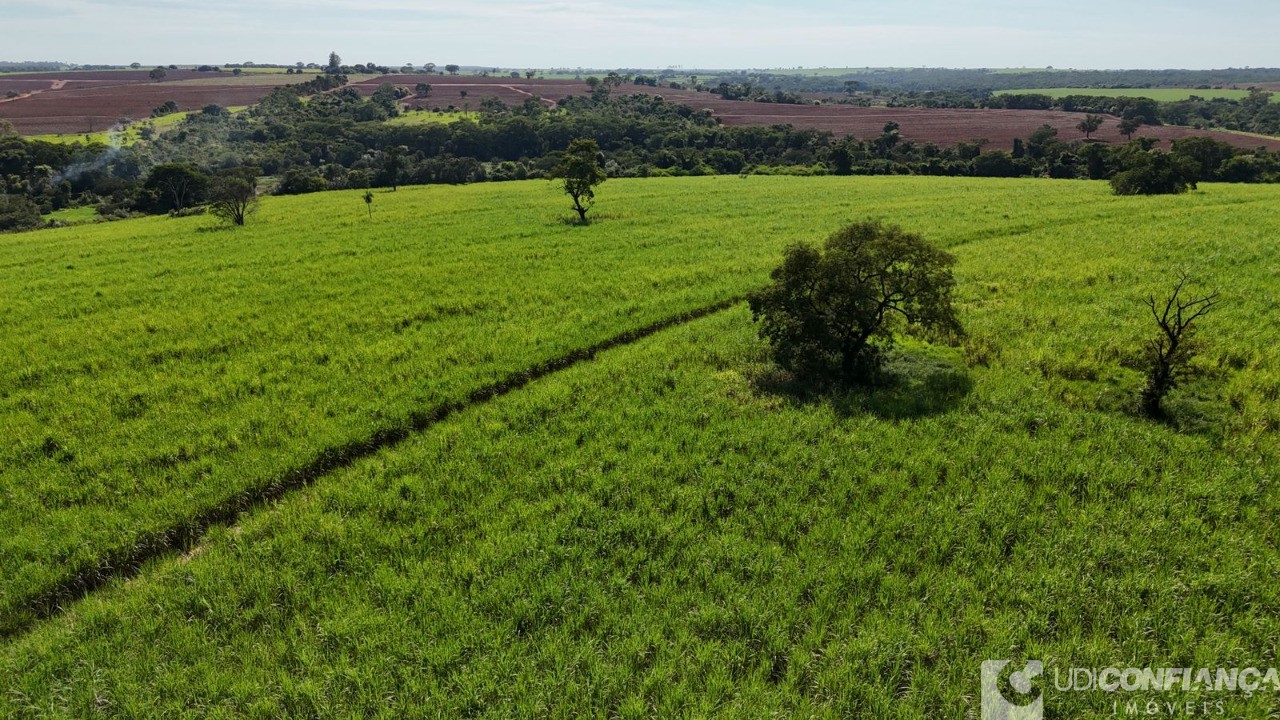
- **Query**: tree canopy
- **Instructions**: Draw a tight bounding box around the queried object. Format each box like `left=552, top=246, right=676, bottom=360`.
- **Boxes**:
left=748, top=221, right=962, bottom=384
left=553, top=138, right=607, bottom=223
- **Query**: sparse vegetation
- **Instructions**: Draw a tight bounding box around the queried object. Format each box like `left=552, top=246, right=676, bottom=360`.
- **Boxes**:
left=1139, top=273, right=1220, bottom=419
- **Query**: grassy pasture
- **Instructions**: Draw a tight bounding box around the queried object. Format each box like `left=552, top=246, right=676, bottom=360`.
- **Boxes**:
left=384, top=110, right=479, bottom=127
left=996, top=87, right=1276, bottom=102
left=0, top=177, right=1278, bottom=716
left=1, top=175, right=1279, bottom=714
left=5, top=175, right=1137, bottom=634
left=44, top=206, right=99, bottom=225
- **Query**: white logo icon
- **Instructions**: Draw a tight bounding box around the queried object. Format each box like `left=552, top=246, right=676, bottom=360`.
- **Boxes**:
left=982, top=659, right=1044, bottom=720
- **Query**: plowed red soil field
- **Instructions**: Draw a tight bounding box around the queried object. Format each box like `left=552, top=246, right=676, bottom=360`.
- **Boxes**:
left=0, top=71, right=305, bottom=135
left=7, top=72, right=1277, bottom=152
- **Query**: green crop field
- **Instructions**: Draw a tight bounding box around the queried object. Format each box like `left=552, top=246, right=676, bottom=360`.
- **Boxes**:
left=1, top=177, right=1278, bottom=717
left=996, top=87, right=1276, bottom=102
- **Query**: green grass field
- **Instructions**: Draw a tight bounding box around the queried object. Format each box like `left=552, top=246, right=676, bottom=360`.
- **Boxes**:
left=384, top=110, right=479, bottom=127
left=44, top=206, right=99, bottom=225
left=996, top=87, right=1276, bottom=102
left=1, top=177, right=1278, bottom=717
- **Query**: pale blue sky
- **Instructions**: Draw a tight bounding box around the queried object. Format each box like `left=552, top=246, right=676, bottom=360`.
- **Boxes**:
left=3, top=0, right=1276, bottom=70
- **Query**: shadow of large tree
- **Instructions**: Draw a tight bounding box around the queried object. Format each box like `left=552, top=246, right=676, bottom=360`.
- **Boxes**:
left=751, top=346, right=973, bottom=421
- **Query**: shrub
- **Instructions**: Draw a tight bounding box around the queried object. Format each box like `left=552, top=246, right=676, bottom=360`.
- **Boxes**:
left=0, top=195, right=42, bottom=232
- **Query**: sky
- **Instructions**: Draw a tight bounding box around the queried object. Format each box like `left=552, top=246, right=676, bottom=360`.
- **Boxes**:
left=2, top=0, right=1276, bottom=70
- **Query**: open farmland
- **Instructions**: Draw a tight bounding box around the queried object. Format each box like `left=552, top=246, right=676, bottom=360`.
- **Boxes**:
left=356, top=75, right=1280, bottom=151
left=1, top=177, right=1278, bottom=717
left=0, top=72, right=312, bottom=135
left=0, top=69, right=214, bottom=94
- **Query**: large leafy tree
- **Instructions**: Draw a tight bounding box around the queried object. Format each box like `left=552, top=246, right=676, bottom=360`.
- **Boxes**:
left=143, top=163, right=210, bottom=212
left=748, top=221, right=962, bottom=384
left=1110, top=144, right=1199, bottom=195
left=553, top=139, right=607, bottom=223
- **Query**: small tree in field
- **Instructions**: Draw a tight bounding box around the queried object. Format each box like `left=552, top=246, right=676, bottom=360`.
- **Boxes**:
left=1076, top=114, right=1105, bottom=140
left=749, top=221, right=962, bottom=385
left=208, top=175, right=257, bottom=226
left=363, top=190, right=374, bottom=219
left=553, top=138, right=607, bottom=223
left=1139, top=274, right=1219, bottom=419
left=1118, top=117, right=1142, bottom=140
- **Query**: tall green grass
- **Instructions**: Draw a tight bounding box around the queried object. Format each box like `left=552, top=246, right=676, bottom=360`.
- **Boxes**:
left=2, top=289, right=1275, bottom=715
left=0, top=177, right=1278, bottom=716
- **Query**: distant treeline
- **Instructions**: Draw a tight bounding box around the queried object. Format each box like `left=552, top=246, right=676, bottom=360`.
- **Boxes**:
left=0, top=61, right=68, bottom=72
left=3, top=82, right=1279, bottom=231
left=700, top=68, right=1280, bottom=95
left=983, top=90, right=1280, bottom=136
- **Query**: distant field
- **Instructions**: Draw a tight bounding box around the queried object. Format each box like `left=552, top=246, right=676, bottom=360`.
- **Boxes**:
left=997, top=87, right=1276, bottom=102
left=350, top=75, right=1280, bottom=151
left=0, top=71, right=308, bottom=135
left=228, top=67, right=320, bottom=76
left=27, top=106, right=249, bottom=145
left=10, top=70, right=1280, bottom=148
left=0, top=176, right=1277, bottom=716
left=751, top=67, right=883, bottom=76
left=384, top=110, right=478, bottom=126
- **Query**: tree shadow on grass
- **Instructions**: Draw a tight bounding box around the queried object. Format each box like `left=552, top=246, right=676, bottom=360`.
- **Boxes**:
left=194, top=224, right=237, bottom=234
left=750, top=347, right=973, bottom=421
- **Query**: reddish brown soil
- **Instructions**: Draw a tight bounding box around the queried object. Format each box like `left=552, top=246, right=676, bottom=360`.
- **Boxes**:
left=358, top=76, right=1280, bottom=152
left=9, top=72, right=1278, bottom=152
left=0, top=72, right=296, bottom=135
left=0, top=70, right=210, bottom=83
left=615, top=86, right=1280, bottom=152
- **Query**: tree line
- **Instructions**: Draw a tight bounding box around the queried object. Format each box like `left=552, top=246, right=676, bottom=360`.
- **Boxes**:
left=2, top=83, right=1278, bottom=231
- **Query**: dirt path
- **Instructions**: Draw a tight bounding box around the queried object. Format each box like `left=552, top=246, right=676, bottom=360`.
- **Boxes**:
left=501, top=84, right=558, bottom=107
left=0, top=90, right=38, bottom=104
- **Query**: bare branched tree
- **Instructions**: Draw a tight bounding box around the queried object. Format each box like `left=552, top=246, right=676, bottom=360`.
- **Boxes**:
left=1140, top=273, right=1219, bottom=418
